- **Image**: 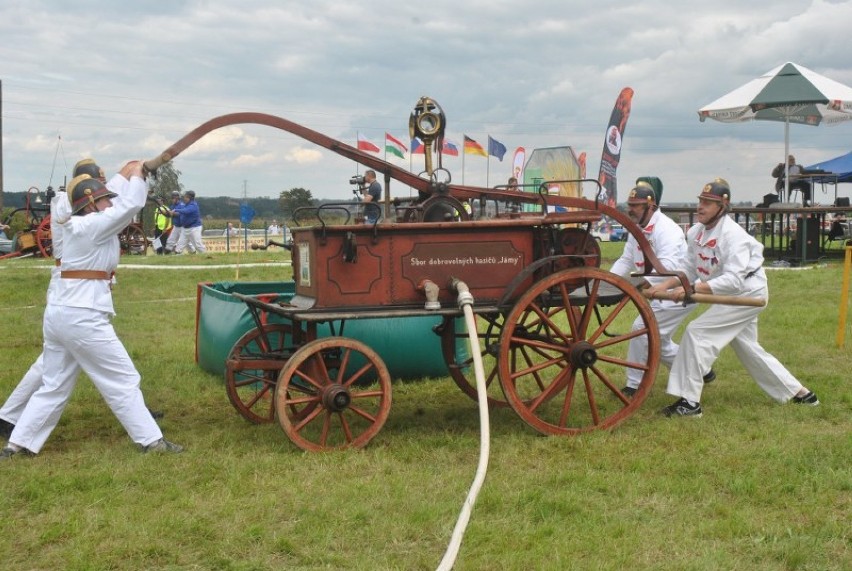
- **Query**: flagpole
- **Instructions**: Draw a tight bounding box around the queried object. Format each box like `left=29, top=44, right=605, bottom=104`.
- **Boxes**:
left=409, top=143, right=414, bottom=197
left=235, top=225, right=243, bottom=280
left=355, top=131, right=360, bottom=176
left=486, top=154, right=490, bottom=188
left=462, top=146, right=466, bottom=185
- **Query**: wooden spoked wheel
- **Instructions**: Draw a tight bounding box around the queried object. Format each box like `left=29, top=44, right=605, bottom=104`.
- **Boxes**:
left=276, top=337, right=392, bottom=451
left=36, top=215, right=53, bottom=258
left=225, top=323, right=295, bottom=424
left=440, top=313, right=515, bottom=408
left=498, top=267, right=660, bottom=436
left=553, top=227, right=601, bottom=270
left=119, top=224, right=148, bottom=255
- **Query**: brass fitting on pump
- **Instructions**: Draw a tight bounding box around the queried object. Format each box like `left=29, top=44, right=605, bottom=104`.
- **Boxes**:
left=419, top=279, right=441, bottom=310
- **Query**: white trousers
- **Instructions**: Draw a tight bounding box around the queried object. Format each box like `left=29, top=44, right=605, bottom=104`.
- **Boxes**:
left=165, top=226, right=183, bottom=252
left=666, top=288, right=803, bottom=404
left=0, top=352, right=81, bottom=426
left=177, top=226, right=205, bottom=254
left=9, top=305, right=162, bottom=453
left=626, top=300, right=697, bottom=389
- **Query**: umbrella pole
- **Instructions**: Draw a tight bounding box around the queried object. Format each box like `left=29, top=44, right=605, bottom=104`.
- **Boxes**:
left=784, top=118, right=790, bottom=200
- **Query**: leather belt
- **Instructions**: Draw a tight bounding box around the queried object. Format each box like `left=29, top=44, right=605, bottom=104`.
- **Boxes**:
left=60, top=270, right=112, bottom=280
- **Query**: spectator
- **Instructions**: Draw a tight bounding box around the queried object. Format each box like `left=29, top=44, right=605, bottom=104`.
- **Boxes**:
left=362, top=170, right=382, bottom=224
left=507, top=176, right=521, bottom=213
left=223, top=222, right=239, bottom=237
left=152, top=199, right=172, bottom=255
left=773, top=154, right=813, bottom=205
left=267, top=219, right=281, bottom=235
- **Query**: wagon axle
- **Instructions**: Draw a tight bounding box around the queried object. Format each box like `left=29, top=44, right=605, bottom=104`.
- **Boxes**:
left=322, top=384, right=352, bottom=412
left=569, top=341, right=598, bottom=369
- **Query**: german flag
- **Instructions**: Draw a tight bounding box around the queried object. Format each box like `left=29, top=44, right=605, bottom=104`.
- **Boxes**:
left=463, top=135, right=487, bottom=157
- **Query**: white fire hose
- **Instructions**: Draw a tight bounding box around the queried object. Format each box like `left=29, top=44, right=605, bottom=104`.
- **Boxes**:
left=436, top=279, right=490, bottom=571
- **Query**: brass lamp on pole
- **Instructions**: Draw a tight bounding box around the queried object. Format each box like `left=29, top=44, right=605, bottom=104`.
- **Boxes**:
left=409, top=96, right=446, bottom=178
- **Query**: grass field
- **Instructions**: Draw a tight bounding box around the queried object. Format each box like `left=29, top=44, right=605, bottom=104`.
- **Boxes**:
left=0, top=244, right=849, bottom=571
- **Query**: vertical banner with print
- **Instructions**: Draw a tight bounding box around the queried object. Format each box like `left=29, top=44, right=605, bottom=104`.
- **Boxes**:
left=596, top=87, right=634, bottom=208
left=512, top=147, right=525, bottom=185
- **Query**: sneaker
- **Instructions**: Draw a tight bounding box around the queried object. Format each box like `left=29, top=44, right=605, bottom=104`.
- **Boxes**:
left=0, top=418, right=14, bottom=439
left=620, top=386, right=637, bottom=398
left=142, top=438, right=184, bottom=454
left=661, top=398, right=703, bottom=418
left=0, top=446, right=33, bottom=461
left=148, top=408, right=165, bottom=420
left=792, top=391, right=820, bottom=406
left=702, top=369, right=716, bottom=384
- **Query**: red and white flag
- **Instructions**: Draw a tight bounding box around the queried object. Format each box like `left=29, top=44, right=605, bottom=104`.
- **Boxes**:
left=357, top=133, right=380, bottom=153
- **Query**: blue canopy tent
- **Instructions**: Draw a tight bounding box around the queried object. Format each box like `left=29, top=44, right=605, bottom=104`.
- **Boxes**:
left=807, top=151, right=852, bottom=183
left=806, top=151, right=852, bottom=206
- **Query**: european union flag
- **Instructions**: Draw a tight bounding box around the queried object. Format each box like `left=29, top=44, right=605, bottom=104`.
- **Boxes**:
left=239, top=202, right=255, bottom=225
left=488, top=136, right=507, bottom=161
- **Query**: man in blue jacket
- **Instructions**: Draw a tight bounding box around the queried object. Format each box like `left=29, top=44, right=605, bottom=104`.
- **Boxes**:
left=172, top=190, right=205, bottom=254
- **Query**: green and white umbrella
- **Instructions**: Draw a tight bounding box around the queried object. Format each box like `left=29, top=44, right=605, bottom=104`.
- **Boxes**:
left=698, top=61, right=852, bottom=196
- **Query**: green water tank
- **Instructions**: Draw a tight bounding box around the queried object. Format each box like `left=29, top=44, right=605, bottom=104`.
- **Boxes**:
left=196, top=281, right=464, bottom=380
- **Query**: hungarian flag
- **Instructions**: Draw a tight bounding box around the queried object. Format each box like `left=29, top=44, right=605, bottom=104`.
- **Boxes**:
left=385, top=133, right=407, bottom=158
left=357, top=133, right=380, bottom=153
left=442, top=139, right=459, bottom=156
left=463, top=135, right=487, bottom=157
left=411, top=137, right=425, bottom=154
left=487, top=136, right=507, bottom=161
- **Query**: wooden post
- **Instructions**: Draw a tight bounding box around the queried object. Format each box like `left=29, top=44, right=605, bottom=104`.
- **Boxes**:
left=836, top=245, right=852, bottom=347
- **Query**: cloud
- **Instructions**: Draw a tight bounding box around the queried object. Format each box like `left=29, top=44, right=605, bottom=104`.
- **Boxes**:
left=284, top=147, right=323, bottom=164
left=230, top=152, right=278, bottom=167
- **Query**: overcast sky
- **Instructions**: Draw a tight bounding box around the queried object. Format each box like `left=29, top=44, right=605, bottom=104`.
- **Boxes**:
left=1, top=0, right=850, bottom=206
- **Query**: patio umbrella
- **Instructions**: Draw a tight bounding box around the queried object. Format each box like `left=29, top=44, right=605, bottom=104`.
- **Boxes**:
left=698, top=62, right=852, bottom=197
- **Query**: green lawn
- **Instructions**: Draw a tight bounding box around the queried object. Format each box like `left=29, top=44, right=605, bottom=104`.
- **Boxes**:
left=0, top=245, right=849, bottom=570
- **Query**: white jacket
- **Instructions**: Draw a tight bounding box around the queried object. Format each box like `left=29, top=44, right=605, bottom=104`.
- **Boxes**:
left=53, top=174, right=146, bottom=315
left=684, top=214, right=766, bottom=297
left=610, top=209, right=688, bottom=286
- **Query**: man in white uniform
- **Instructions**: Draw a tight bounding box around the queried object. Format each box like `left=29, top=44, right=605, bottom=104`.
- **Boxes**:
left=1, top=162, right=182, bottom=459
left=163, top=191, right=184, bottom=254
left=0, top=159, right=104, bottom=438
left=0, top=160, right=162, bottom=440
left=0, top=184, right=74, bottom=437
left=609, top=182, right=715, bottom=398
left=645, top=179, right=820, bottom=417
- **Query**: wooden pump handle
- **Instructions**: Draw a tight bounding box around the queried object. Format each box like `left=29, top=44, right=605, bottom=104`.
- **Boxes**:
left=649, top=291, right=766, bottom=307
